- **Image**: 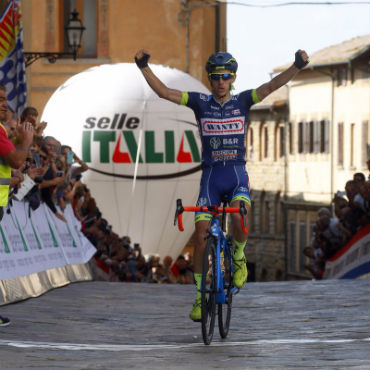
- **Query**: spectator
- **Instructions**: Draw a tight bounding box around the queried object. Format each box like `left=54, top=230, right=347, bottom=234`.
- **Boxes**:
left=162, top=256, right=177, bottom=283
left=305, top=173, right=370, bottom=279
left=303, top=246, right=325, bottom=279
left=353, top=172, right=366, bottom=184
left=0, top=99, right=203, bottom=288
left=20, top=106, right=38, bottom=127
left=0, top=82, right=33, bottom=326
left=3, top=117, right=17, bottom=139
left=358, top=181, right=370, bottom=225
left=39, top=136, right=66, bottom=221
left=61, top=145, right=88, bottom=182
left=172, top=255, right=193, bottom=284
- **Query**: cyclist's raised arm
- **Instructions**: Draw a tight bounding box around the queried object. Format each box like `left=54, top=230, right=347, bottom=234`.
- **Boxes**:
left=135, top=49, right=182, bottom=105
left=255, top=49, right=309, bottom=102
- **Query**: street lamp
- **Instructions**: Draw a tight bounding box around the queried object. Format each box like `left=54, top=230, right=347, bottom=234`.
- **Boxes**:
left=24, top=9, right=85, bottom=67
left=65, top=9, right=86, bottom=61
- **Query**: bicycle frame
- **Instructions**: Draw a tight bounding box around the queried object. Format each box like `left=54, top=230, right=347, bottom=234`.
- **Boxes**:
left=174, top=198, right=248, bottom=304
left=208, top=216, right=232, bottom=304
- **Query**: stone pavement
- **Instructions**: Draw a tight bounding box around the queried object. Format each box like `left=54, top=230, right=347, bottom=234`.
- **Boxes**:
left=0, top=279, right=369, bottom=370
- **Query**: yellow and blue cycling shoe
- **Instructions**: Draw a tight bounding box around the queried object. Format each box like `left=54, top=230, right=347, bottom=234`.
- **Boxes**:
left=232, top=256, right=248, bottom=288
left=189, top=297, right=201, bottom=322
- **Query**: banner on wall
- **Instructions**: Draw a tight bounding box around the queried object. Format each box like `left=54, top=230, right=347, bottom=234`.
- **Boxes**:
left=0, top=201, right=96, bottom=280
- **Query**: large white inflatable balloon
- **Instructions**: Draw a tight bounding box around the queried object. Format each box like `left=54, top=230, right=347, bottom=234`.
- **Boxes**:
left=41, top=63, right=209, bottom=260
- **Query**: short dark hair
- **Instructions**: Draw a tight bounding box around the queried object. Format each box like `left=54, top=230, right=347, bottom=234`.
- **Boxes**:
left=43, top=135, right=57, bottom=144
left=0, top=82, right=6, bottom=92
left=20, top=106, right=38, bottom=122
left=353, top=172, right=365, bottom=182
left=61, top=145, right=72, bottom=152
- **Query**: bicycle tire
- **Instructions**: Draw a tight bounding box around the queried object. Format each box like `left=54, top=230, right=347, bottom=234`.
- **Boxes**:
left=201, top=236, right=217, bottom=345
left=218, top=243, right=233, bottom=338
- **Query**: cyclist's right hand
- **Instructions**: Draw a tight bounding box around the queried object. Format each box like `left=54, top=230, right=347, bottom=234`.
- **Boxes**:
left=135, top=49, right=150, bottom=69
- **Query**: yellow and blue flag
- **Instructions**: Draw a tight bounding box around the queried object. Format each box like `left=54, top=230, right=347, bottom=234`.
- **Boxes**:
left=0, top=0, right=26, bottom=116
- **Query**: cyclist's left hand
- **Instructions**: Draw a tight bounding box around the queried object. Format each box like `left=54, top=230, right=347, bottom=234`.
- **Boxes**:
left=294, top=49, right=309, bottom=69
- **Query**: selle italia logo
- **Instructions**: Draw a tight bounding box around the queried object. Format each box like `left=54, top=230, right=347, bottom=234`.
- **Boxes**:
left=82, top=113, right=202, bottom=180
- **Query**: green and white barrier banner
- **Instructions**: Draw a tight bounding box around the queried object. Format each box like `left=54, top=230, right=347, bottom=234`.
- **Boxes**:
left=0, top=201, right=96, bottom=280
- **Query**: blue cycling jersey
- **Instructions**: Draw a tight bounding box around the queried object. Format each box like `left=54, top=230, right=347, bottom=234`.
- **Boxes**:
left=180, top=89, right=259, bottom=219
left=181, top=89, right=259, bottom=167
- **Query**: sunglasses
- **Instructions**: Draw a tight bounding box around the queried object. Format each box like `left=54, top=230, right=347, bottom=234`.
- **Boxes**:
left=209, top=72, right=235, bottom=81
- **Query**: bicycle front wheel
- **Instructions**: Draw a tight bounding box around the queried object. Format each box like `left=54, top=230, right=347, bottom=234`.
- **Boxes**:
left=218, top=246, right=233, bottom=338
left=201, top=236, right=217, bottom=345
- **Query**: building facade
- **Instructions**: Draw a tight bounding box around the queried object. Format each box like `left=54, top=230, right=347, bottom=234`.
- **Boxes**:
left=246, top=35, right=370, bottom=281
left=20, top=0, right=226, bottom=112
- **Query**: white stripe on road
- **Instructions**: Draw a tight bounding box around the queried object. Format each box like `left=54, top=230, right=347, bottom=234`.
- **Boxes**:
left=0, top=338, right=369, bottom=352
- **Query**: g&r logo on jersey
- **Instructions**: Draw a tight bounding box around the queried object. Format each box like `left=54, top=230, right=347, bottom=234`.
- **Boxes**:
left=210, top=137, right=221, bottom=149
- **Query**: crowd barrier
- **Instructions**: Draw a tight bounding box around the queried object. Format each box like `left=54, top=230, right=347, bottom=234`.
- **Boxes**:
left=324, top=224, right=370, bottom=279
left=0, top=201, right=96, bottom=305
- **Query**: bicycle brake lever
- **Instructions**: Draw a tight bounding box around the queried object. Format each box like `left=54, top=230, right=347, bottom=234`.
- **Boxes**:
left=174, top=199, right=184, bottom=227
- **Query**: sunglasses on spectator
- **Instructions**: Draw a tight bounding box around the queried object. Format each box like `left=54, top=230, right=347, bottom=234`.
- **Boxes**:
left=209, top=72, right=235, bottom=81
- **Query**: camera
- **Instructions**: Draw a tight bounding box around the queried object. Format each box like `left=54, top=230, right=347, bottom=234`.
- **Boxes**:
left=32, top=152, right=41, bottom=168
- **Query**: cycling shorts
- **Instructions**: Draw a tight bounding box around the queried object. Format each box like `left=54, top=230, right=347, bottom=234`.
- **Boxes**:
left=195, top=163, right=251, bottom=223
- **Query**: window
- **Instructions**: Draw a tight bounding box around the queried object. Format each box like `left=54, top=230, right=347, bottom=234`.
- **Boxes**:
left=309, top=121, right=314, bottom=153
left=264, top=126, right=268, bottom=158
left=338, top=122, right=344, bottom=166
left=246, top=126, right=254, bottom=160
left=298, top=121, right=304, bottom=153
left=336, top=66, right=348, bottom=87
left=258, top=122, right=264, bottom=161
left=62, top=0, right=97, bottom=57
left=279, top=126, right=285, bottom=158
left=288, top=122, right=293, bottom=154
left=350, top=123, right=355, bottom=167
left=320, top=120, right=329, bottom=153
left=362, top=121, right=369, bottom=167
left=259, top=123, right=268, bottom=160
left=274, top=124, right=285, bottom=160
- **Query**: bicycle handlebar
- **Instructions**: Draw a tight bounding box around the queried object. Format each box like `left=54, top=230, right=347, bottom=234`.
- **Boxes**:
left=174, top=198, right=248, bottom=234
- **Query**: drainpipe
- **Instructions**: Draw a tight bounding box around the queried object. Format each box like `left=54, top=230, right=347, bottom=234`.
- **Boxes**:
left=215, top=2, right=220, bottom=52
left=283, top=84, right=289, bottom=278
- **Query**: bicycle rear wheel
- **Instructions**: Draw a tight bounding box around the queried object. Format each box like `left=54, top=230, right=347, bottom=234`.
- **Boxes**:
left=201, top=236, right=217, bottom=345
left=218, top=246, right=233, bottom=338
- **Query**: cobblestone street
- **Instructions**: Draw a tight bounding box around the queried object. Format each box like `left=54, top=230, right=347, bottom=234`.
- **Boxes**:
left=0, top=279, right=369, bottom=369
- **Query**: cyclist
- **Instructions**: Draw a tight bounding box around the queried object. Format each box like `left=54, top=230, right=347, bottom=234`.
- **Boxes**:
left=135, top=48, right=309, bottom=321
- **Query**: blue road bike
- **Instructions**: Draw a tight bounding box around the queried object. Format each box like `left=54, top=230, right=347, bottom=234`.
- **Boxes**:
left=175, top=197, right=248, bottom=345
